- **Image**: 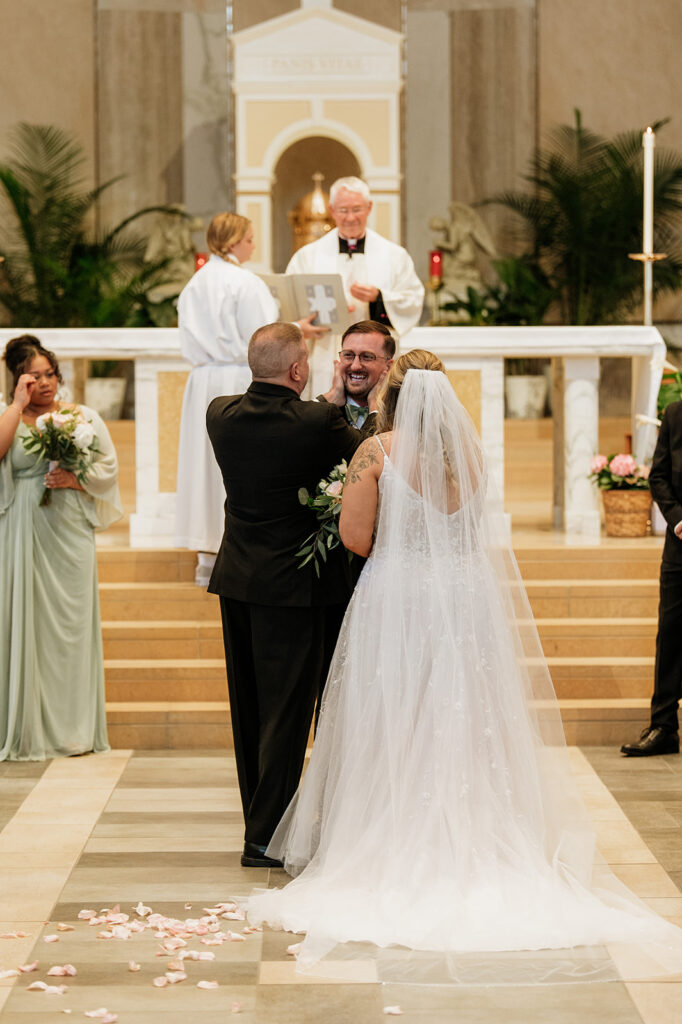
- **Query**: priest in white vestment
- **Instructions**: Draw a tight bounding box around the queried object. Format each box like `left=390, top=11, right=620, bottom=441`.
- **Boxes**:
left=286, top=178, right=424, bottom=390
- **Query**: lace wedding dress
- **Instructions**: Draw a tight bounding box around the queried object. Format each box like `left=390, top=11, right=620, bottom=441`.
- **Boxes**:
left=247, top=371, right=682, bottom=984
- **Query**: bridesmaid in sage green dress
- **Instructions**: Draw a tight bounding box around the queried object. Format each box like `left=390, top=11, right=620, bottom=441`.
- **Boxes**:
left=0, top=335, right=122, bottom=761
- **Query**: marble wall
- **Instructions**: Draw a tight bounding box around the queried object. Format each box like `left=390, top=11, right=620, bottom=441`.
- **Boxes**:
left=1, top=0, right=681, bottom=322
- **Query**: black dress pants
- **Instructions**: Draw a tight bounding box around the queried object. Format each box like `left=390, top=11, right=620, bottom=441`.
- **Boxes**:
left=651, top=562, right=682, bottom=732
left=219, top=598, right=346, bottom=847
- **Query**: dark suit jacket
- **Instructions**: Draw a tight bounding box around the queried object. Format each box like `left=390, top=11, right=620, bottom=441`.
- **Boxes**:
left=206, top=381, right=362, bottom=606
left=650, top=400, right=682, bottom=565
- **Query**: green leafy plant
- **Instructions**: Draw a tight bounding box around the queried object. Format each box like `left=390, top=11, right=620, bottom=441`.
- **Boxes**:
left=296, top=461, right=351, bottom=577
left=487, top=110, right=682, bottom=325
left=658, top=360, right=682, bottom=416
left=0, top=122, right=187, bottom=327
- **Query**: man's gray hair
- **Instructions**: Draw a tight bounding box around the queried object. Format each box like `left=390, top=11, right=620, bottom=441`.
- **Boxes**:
left=329, top=177, right=371, bottom=206
left=248, top=322, right=305, bottom=379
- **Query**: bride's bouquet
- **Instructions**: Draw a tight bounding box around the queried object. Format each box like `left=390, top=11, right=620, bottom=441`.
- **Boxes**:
left=22, top=409, right=99, bottom=506
left=296, top=461, right=351, bottom=576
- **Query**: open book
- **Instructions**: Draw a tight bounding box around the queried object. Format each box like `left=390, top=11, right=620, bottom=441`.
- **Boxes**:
left=259, top=274, right=354, bottom=334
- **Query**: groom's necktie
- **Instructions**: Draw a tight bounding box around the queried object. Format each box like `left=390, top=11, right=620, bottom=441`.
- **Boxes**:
left=345, top=404, right=367, bottom=429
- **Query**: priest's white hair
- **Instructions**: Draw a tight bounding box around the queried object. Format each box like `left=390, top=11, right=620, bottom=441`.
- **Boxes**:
left=329, top=177, right=371, bottom=205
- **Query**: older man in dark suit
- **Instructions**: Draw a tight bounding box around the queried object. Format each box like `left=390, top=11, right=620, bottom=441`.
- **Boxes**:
left=207, top=322, right=363, bottom=866
left=622, top=400, right=682, bottom=757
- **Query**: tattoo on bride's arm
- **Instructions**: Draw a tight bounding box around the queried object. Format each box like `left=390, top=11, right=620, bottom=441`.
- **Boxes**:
left=347, top=440, right=380, bottom=484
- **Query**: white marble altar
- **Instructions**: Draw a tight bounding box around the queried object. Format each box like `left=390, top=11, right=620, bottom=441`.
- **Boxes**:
left=0, top=325, right=665, bottom=545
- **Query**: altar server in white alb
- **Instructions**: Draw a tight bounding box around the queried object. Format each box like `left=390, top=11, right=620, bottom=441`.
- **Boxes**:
left=286, top=177, right=424, bottom=339
left=175, top=212, right=324, bottom=585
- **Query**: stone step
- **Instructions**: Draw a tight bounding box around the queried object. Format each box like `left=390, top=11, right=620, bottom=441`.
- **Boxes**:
left=546, top=657, right=653, bottom=699
left=516, top=552, right=662, bottom=580
left=102, top=622, right=223, bottom=660
left=535, top=618, right=656, bottom=657
left=105, top=701, right=231, bottom=749
left=104, top=660, right=228, bottom=702
left=103, top=698, right=650, bottom=750
left=99, top=583, right=219, bottom=621
left=99, top=579, right=660, bottom=623
left=524, top=580, right=659, bottom=618
left=97, top=548, right=196, bottom=583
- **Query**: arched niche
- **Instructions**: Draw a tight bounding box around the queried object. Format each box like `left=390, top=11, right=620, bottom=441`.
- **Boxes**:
left=271, top=136, right=361, bottom=272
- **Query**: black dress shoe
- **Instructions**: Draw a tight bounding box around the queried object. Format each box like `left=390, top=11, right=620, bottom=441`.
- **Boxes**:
left=621, top=727, right=679, bottom=757
left=241, top=841, right=283, bottom=868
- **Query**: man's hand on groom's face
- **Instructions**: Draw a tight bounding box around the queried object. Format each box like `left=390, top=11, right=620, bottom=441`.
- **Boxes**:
left=322, top=359, right=347, bottom=406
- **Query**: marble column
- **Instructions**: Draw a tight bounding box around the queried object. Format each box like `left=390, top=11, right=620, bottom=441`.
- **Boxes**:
left=563, top=357, right=600, bottom=541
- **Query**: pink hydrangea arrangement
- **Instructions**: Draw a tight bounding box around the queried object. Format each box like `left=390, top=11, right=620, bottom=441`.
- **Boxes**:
left=588, top=453, right=650, bottom=490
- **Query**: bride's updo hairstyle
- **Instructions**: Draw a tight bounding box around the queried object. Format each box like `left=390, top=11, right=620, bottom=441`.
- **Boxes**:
left=206, top=212, right=251, bottom=262
left=3, top=334, right=63, bottom=397
left=375, top=348, right=446, bottom=433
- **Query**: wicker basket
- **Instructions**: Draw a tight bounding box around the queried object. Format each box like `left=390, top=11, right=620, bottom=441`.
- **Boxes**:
left=602, top=489, right=651, bottom=537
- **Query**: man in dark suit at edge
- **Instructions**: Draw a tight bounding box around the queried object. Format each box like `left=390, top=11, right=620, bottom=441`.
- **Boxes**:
left=622, top=400, right=682, bottom=757
left=206, top=322, right=365, bottom=867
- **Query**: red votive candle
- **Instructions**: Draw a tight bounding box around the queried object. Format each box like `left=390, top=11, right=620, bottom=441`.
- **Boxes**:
left=429, top=250, right=442, bottom=280
left=195, top=252, right=208, bottom=272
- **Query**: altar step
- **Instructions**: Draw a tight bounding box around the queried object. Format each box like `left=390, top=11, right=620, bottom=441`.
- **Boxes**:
left=97, top=544, right=663, bottom=748
left=98, top=578, right=660, bottom=623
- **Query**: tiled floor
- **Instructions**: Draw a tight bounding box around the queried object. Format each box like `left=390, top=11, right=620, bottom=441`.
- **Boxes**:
left=1, top=748, right=681, bottom=1023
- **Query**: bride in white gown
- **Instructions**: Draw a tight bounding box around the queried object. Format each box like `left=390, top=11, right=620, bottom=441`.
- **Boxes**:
left=247, top=350, right=682, bottom=984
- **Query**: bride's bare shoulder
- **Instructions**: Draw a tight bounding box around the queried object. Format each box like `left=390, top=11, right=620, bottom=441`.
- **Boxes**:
left=347, top=435, right=385, bottom=484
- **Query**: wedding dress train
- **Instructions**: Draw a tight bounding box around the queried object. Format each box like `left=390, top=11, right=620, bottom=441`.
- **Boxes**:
left=247, top=371, right=682, bottom=984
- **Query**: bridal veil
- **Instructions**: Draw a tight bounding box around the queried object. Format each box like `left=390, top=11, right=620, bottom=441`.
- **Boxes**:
left=248, top=369, right=682, bottom=985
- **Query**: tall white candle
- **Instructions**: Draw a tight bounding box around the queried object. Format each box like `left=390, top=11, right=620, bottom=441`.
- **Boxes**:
left=643, top=127, right=655, bottom=256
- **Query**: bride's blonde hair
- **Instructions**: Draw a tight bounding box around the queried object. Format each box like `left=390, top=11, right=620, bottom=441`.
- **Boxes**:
left=375, top=349, right=446, bottom=433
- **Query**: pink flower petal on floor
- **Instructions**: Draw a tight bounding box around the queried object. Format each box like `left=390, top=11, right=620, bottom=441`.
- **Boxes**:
left=162, top=937, right=186, bottom=952
left=43, top=935, right=59, bottom=943
left=77, top=911, right=96, bottom=921
left=383, top=1007, right=403, bottom=1016
left=128, top=961, right=140, bottom=972
left=165, top=971, right=187, bottom=984
left=96, top=932, right=114, bottom=940
left=27, top=981, right=67, bottom=994
left=286, top=943, right=301, bottom=956
left=47, top=965, right=77, bottom=977
left=0, top=969, right=20, bottom=979
left=134, top=902, right=152, bottom=917
left=152, top=977, right=168, bottom=988
left=110, top=926, right=131, bottom=940
left=18, top=962, right=38, bottom=973
left=226, top=931, right=246, bottom=942
left=200, top=937, right=224, bottom=946
left=84, top=1009, right=114, bottom=1018
left=231, top=1002, right=242, bottom=1013
left=222, top=910, right=245, bottom=921
left=184, top=903, right=192, bottom=911
left=56, top=924, right=74, bottom=932
left=1, top=931, right=28, bottom=939
left=196, top=980, right=219, bottom=989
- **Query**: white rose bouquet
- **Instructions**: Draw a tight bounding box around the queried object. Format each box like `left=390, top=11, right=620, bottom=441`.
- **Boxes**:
left=297, top=460, right=351, bottom=576
left=22, top=409, right=99, bottom=506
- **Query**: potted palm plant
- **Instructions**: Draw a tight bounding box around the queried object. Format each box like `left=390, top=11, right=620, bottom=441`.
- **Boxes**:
left=0, top=123, right=186, bottom=416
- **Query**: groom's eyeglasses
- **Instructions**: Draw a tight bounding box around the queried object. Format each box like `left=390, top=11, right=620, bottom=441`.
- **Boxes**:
left=338, top=351, right=388, bottom=364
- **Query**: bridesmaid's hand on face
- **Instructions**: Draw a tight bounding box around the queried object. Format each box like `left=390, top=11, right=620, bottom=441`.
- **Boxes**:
left=12, top=374, right=37, bottom=411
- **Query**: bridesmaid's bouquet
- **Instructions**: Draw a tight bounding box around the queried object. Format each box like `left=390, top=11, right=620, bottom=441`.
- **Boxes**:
left=297, top=461, right=351, bottom=576
left=22, top=409, right=99, bottom=506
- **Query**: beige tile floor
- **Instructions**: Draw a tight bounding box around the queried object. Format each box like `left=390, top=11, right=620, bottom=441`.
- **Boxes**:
left=0, top=749, right=681, bottom=1023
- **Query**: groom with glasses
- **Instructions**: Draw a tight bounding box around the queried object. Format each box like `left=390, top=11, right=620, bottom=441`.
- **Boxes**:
left=320, top=320, right=395, bottom=439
